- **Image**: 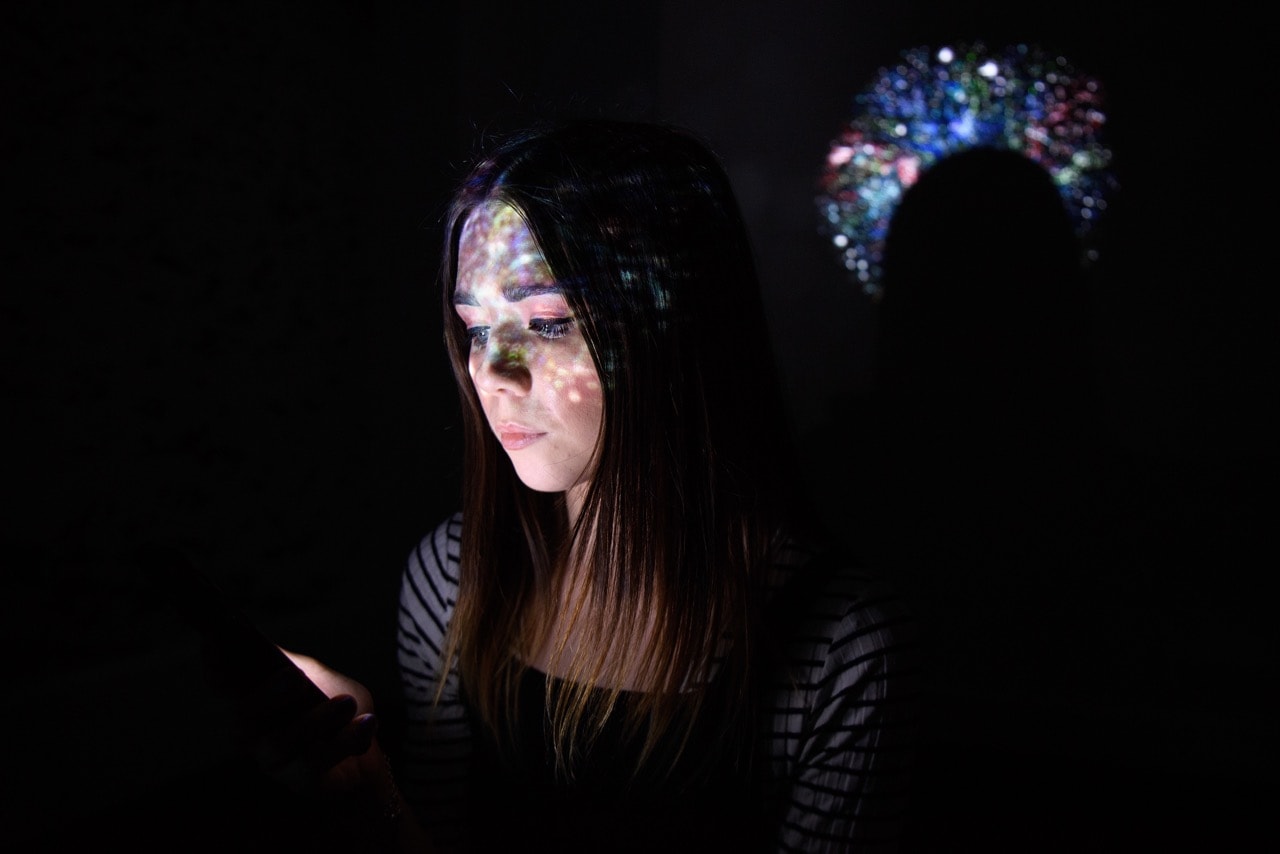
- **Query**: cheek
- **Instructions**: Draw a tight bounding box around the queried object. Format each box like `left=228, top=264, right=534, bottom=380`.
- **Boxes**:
left=538, top=341, right=601, bottom=406
left=561, top=382, right=604, bottom=446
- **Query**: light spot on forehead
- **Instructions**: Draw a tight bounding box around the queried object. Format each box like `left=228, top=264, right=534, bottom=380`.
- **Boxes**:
left=457, top=201, right=554, bottom=294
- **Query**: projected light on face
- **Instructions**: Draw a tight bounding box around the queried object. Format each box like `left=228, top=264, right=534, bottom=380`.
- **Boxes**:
left=817, top=42, right=1117, bottom=299
left=454, top=201, right=604, bottom=500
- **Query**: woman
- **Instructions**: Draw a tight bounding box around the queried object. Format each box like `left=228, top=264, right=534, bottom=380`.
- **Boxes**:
left=276, top=119, right=916, bottom=853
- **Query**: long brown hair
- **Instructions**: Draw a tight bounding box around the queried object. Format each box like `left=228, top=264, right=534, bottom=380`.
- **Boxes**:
left=437, top=119, right=805, bottom=782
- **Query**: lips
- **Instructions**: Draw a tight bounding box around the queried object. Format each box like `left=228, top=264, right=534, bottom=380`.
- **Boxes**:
left=495, top=421, right=546, bottom=451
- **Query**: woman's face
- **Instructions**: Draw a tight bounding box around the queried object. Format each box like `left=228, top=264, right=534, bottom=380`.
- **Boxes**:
left=453, top=200, right=604, bottom=505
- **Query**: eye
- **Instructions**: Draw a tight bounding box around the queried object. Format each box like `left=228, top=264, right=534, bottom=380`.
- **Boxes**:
left=529, top=317, right=575, bottom=340
left=464, top=326, right=490, bottom=350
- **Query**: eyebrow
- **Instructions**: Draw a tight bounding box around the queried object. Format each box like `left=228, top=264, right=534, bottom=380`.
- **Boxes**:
left=452, top=282, right=564, bottom=306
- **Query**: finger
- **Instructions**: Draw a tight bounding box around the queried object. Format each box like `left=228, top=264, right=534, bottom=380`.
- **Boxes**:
left=228, top=668, right=338, bottom=745
left=276, top=697, right=378, bottom=775
left=300, top=694, right=360, bottom=741
left=272, top=694, right=359, bottom=764
left=305, top=713, right=379, bottom=772
left=279, top=648, right=375, bottom=713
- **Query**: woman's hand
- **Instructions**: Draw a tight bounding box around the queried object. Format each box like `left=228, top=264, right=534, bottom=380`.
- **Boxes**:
left=266, top=649, right=390, bottom=799
left=221, top=647, right=416, bottom=849
left=237, top=648, right=388, bottom=801
left=282, top=649, right=373, bottom=714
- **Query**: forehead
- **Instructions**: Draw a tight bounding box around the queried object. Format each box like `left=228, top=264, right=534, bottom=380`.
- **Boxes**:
left=455, top=201, right=553, bottom=294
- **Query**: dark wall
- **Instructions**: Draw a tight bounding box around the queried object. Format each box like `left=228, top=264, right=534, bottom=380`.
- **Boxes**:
left=5, top=3, right=467, bottom=842
left=8, top=0, right=463, bottom=632
left=5, top=2, right=1274, bottom=849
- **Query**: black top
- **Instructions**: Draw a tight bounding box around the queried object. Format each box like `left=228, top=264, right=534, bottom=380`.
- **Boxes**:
left=465, top=666, right=772, bottom=853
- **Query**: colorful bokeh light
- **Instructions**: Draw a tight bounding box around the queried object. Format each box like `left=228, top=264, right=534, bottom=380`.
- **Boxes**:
left=817, top=42, right=1117, bottom=299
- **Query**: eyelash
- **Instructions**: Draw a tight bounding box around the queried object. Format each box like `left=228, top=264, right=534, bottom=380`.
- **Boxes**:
left=464, top=317, right=575, bottom=349
left=529, top=317, right=574, bottom=339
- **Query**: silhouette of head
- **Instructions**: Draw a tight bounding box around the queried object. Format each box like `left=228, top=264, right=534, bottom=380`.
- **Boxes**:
left=875, top=146, right=1091, bottom=430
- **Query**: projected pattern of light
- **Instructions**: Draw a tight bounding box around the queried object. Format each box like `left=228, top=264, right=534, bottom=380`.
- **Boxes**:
left=817, top=42, right=1116, bottom=298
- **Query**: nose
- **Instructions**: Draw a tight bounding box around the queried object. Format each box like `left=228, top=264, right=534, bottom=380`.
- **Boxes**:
left=471, top=331, right=533, bottom=397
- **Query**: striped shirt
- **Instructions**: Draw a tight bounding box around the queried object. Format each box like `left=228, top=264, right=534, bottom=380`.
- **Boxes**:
left=396, top=513, right=918, bottom=852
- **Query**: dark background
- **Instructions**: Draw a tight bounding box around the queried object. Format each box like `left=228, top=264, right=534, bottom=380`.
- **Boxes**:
left=4, top=1, right=1275, bottom=850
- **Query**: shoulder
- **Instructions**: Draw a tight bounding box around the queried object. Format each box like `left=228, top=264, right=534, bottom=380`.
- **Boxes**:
left=400, top=511, right=463, bottom=623
left=409, top=511, right=462, bottom=577
left=767, top=540, right=918, bottom=694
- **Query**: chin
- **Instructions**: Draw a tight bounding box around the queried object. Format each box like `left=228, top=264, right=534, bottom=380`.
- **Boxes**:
left=510, top=459, right=591, bottom=496
left=511, top=466, right=573, bottom=494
